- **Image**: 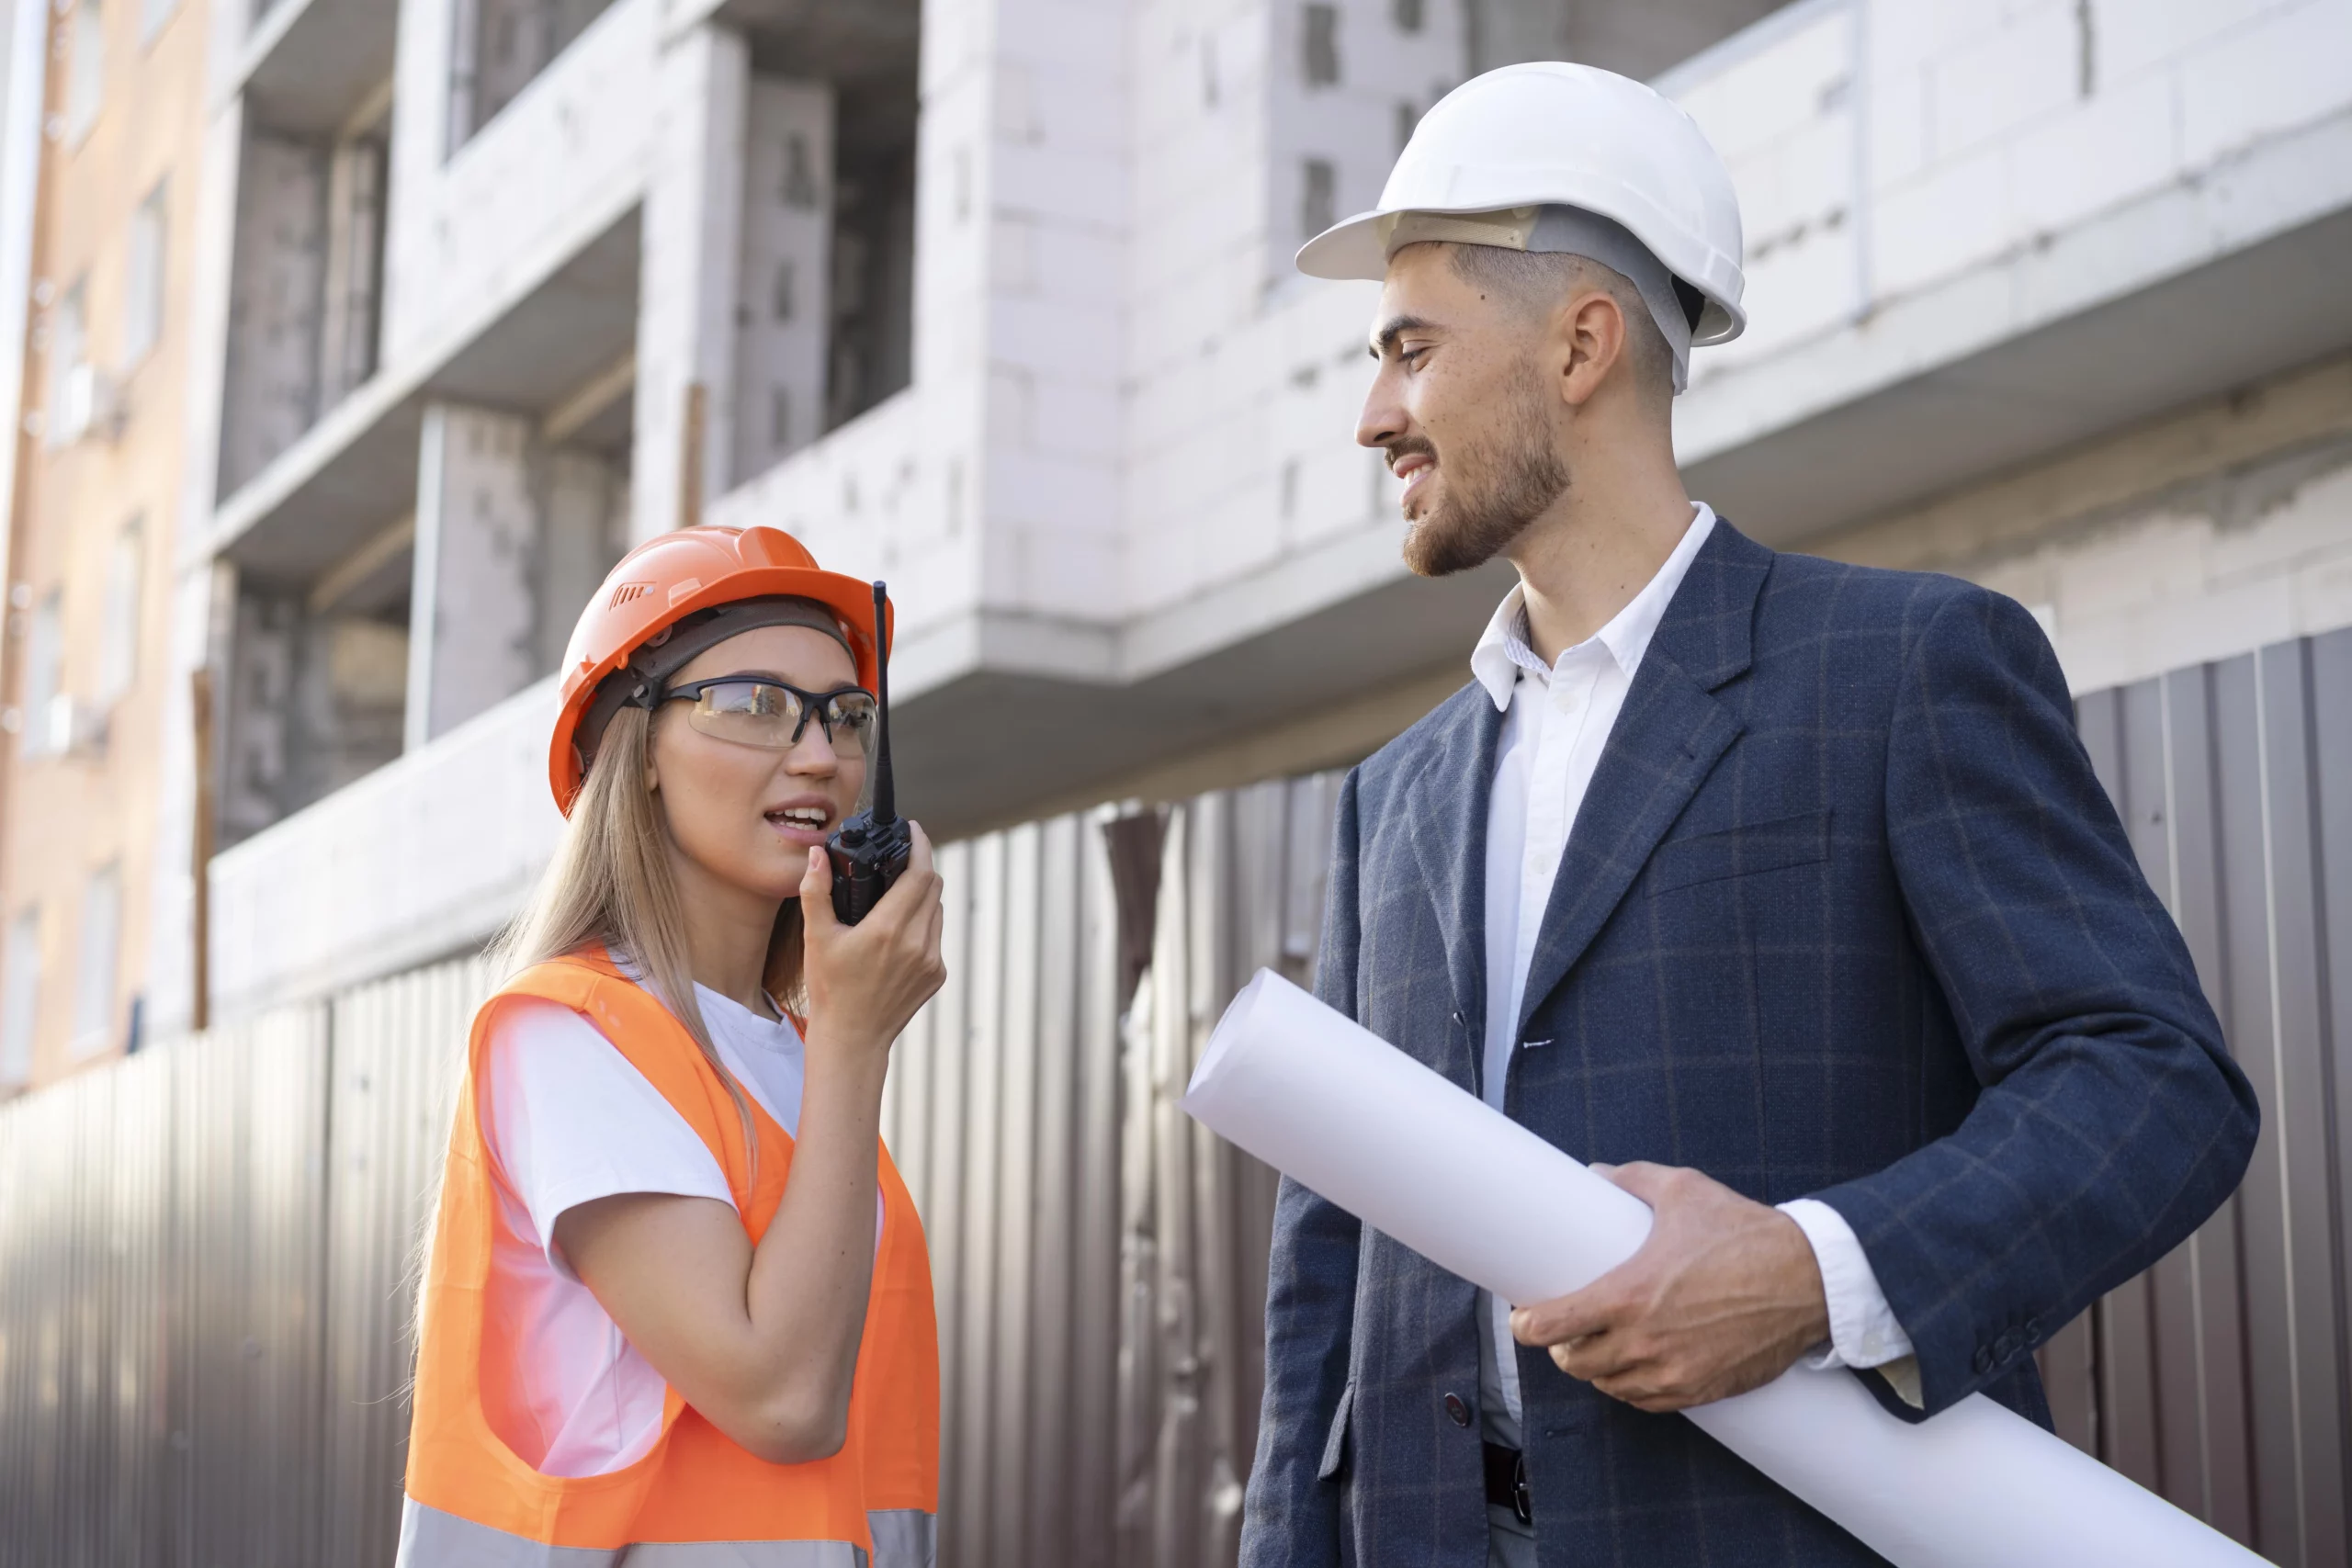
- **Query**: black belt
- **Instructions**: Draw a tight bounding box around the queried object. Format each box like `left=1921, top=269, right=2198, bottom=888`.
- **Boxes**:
left=1483, top=1440, right=1531, bottom=1526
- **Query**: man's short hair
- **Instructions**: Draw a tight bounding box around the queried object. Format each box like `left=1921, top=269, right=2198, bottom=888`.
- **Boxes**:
left=1445, top=244, right=1675, bottom=407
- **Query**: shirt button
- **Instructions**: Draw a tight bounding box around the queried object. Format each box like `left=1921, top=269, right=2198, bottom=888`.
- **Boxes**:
left=1443, top=1393, right=1471, bottom=1427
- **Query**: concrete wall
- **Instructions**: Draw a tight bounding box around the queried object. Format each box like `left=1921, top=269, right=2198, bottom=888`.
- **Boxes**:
left=1818, top=349, right=2352, bottom=695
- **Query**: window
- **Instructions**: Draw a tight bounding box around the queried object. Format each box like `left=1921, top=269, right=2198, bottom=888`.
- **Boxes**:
left=124, top=180, right=165, bottom=366
left=1301, top=157, right=1337, bottom=241
left=1393, top=0, right=1424, bottom=31
left=1302, top=4, right=1340, bottom=85
left=99, top=517, right=142, bottom=702
left=0, top=907, right=38, bottom=1086
left=46, top=278, right=87, bottom=446
left=64, top=1, right=105, bottom=145
left=20, top=589, right=62, bottom=757
left=72, top=864, right=121, bottom=1058
left=319, top=132, right=386, bottom=401
left=141, top=0, right=176, bottom=42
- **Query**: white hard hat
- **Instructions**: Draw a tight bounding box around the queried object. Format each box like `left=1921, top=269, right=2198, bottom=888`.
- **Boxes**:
left=1296, top=62, right=1747, bottom=347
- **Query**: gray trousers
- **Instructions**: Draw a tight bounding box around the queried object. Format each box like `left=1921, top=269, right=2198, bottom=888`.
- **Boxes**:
left=1487, top=1502, right=1537, bottom=1568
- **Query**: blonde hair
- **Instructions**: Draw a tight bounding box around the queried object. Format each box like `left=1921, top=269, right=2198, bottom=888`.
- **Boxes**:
left=493, top=702, right=808, bottom=1155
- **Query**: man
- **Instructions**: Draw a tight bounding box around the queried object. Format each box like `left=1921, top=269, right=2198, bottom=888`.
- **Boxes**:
left=1242, top=62, right=2257, bottom=1568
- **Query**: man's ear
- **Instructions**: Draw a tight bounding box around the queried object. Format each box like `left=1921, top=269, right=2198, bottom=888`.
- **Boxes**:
left=1558, top=288, right=1629, bottom=409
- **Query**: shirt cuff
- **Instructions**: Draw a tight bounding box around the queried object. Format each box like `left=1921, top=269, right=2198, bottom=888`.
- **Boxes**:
left=1777, top=1197, right=1917, bottom=1371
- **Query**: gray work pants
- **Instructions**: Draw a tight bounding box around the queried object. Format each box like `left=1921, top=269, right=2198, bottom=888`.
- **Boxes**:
left=1487, top=1502, right=1537, bottom=1568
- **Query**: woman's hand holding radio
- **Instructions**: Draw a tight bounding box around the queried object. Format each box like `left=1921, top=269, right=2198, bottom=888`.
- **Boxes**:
left=798, top=822, right=946, bottom=1059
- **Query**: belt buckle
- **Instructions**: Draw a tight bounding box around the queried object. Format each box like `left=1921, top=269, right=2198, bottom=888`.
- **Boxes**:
left=1512, top=1450, right=1532, bottom=1527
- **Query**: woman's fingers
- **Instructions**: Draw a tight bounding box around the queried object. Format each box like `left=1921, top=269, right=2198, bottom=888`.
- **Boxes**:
left=800, top=847, right=837, bottom=934
left=907, top=821, right=934, bottom=876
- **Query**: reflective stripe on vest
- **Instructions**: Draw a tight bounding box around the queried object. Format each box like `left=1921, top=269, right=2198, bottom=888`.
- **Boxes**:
left=394, top=1498, right=938, bottom=1567
left=401, top=953, right=941, bottom=1559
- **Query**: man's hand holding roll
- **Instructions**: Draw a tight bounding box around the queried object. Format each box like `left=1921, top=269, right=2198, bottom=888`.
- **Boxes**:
left=1510, top=1161, right=1830, bottom=1414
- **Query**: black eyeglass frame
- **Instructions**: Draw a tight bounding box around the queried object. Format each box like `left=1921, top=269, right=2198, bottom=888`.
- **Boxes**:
left=652, top=675, right=879, bottom=752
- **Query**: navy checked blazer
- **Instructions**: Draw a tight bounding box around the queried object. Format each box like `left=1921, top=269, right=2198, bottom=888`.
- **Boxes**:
left=1240, top=522, right=2258, bottom=1568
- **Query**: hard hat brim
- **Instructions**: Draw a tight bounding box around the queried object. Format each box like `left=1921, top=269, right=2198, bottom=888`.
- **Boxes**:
left=1295, top=205, right=1747, bottom=345
left=1295, top=210, right=1393, bottom=282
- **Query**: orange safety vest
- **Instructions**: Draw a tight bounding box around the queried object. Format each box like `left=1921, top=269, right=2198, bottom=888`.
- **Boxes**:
left=398, top=950, right=940, bottom=1566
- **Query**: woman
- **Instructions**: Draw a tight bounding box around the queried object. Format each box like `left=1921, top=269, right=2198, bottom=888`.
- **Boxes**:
left=399, top=525, right=946, bottom=1567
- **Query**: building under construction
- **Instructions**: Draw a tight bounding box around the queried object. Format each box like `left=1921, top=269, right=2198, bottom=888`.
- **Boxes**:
left=1, top=0, right=2350, bottom=1562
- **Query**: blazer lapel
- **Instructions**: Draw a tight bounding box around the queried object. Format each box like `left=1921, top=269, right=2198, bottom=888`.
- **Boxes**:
left=1515, top=523, right=1772, bottom=1034
left=1402, top=685, right=1506, bottom=1067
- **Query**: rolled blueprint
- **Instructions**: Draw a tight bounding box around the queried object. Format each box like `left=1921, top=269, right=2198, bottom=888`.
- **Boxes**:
left=1182, top=969, right=2267, bottom=1568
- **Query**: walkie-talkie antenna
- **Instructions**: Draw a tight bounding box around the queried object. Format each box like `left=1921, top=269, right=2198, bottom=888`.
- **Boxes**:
left=869, top=580, right=895, bottom=824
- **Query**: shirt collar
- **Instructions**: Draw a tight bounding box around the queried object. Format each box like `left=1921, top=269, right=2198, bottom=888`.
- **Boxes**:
left=1468, top=503, right=1717, bottom=711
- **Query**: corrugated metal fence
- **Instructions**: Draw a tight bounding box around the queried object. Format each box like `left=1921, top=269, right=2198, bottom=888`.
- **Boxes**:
left=2043, top=626, right=2352, bottom=1568
left=0, top=636, right=2346, bottom=1565
left=0, top=963, right=486, bottom=1566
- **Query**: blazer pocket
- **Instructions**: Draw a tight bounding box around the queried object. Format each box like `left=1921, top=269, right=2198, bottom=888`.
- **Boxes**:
left=1650, top=809, right=1834, bottom=894
left=1317, top=1382, right=1354, bottom=1482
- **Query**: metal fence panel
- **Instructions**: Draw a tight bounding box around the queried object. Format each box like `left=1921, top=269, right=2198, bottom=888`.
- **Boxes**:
left=2056, top=627, right=2352, bottom=1567
left=320, top=958, right=492, bottom=1568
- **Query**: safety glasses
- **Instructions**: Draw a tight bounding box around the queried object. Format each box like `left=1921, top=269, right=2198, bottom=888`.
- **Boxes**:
left=661, top=676, right=878, bottom=758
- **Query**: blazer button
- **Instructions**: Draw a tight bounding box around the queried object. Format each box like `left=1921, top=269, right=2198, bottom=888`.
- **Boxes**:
left=1443, top=1393, right=1471, bottom=1427
left=1972, top=1345, right=1994, bottom=1376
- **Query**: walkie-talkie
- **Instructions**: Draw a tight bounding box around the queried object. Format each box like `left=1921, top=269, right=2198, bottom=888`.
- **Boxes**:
left=827, top=581, right=912, bottom=925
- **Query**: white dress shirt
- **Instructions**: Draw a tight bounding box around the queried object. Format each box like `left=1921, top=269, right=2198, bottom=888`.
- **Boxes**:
left=1469, top=503, right=1916, bottom=1449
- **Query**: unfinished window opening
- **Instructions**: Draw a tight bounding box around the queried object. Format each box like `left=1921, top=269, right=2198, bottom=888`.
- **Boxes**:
left=218, top=99, right=393, bottom=495
left=1303, top=4, right=1341, bottom=85
left=446, top=0, right=621, bottom=152
left=222, top=520, right=411, bottom=843
left=730, top=6, right=917, bottom=485
left=1301, top=158, right=1337, bottom=242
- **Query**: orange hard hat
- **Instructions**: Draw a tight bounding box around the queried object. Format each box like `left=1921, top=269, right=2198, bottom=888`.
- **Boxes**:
left=548, top=525, right=889, bottom=813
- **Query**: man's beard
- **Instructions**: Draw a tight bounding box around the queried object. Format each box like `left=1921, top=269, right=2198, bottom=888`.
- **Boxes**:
left=1396, top=369, right=1569, bottom=578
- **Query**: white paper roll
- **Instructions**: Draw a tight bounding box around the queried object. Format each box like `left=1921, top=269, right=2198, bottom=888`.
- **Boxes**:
left=1182, top=969, right=2267, bottom=1568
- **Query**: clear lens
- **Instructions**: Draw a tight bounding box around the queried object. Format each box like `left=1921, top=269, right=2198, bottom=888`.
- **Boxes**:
left=822, top=692, right=878, bottom=756
left=684, top=681, right=874, bottom=758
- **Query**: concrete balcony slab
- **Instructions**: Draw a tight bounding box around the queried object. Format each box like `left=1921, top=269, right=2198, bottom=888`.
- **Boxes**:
left=222, top=0, right=400, bottom=134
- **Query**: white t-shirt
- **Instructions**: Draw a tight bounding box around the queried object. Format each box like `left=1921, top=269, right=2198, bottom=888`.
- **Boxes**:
left=480, top=979, right=873, bottom=1478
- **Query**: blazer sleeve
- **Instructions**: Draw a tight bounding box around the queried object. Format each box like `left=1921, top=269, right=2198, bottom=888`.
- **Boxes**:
left=1812, top=585, right=2258, bottom=1419
left=1238, top=767, right=1366, bottom=1567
